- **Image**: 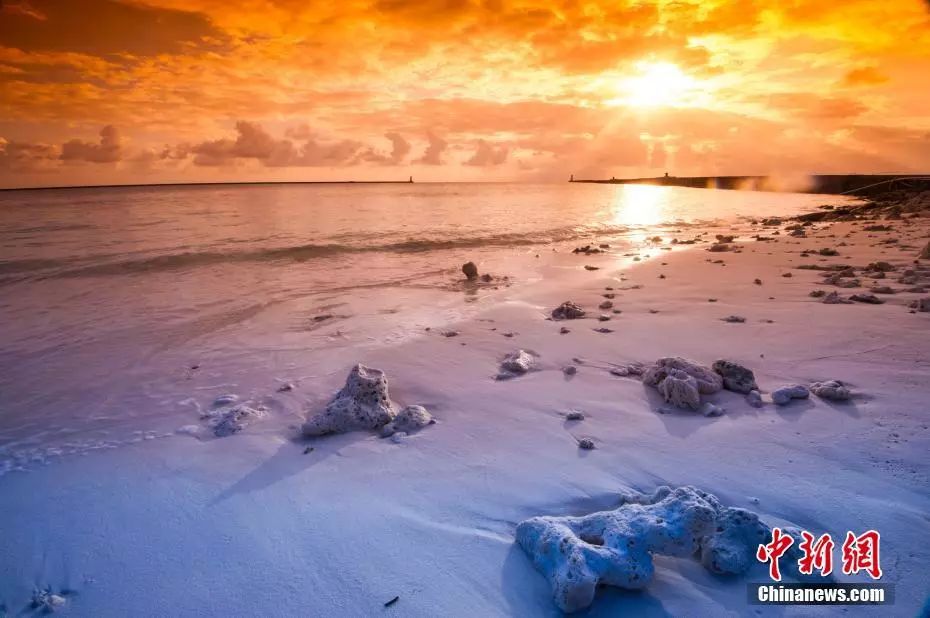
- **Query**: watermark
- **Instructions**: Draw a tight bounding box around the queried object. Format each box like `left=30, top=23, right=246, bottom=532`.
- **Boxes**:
left=756, top=528, right=883, bottom=581
left=750, top=528, right=891, bottom=606
left=749, top=583, right=894, bottom=605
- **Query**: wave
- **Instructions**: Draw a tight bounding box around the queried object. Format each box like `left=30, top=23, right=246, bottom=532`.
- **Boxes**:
left=2, top=224, right=635, bottom=281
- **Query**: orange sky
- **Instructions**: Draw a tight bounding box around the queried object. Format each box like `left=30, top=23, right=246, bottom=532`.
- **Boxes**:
left=1, top=0, right=928, bottom=188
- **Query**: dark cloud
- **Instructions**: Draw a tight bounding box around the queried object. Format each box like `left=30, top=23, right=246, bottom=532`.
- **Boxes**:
left=464, top=139, right=507, bottom=166
left=0, top=137, right=58, bottom=171
left=414, top=130, right=447, bottom=165
left=0, top=0, right=225, bottom=56
left=358, top=132, right=411, bottom=165
left=60, top=125, right=121, bottom=163
left=188, top=121, right=364, bottom=167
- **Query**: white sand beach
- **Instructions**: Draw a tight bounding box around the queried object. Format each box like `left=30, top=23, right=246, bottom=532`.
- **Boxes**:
left=1, top=186, right=928, bottom=617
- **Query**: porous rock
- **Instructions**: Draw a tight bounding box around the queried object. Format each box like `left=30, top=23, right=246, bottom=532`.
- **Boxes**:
left=657, top=369, right=702, bottom=410
left=700, top=506, right=769, bottom=575
left=500, top=349, right=537, bottom=376
left=810, top=380, right=851, bottom=401
left=643, top=357, right=723, bottom=395
left=516, top=486, right=768, bottom=613
left=822, top=291, right=853, bottom=304
left=31, top=587, right=66, bottom=612
left=850, top=293, right=884, bottom=304
left=209, top=404, right=267, bottom=437
left=462, top=261, right=478, bottom=279
left=772, top=384, right=809, bottom=406
left=712, top=360, right=758, bottom=394
left=551, top=301, right=586, bottom=320
left=302, top=364, right=397, bottom=436
left=380, top=405, right=434, bottom=438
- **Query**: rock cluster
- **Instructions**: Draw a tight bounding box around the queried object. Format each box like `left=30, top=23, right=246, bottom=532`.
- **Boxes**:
left=643, top=357, right=723, bottom=414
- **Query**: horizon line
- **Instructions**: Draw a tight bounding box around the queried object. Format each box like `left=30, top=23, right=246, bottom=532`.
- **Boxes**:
left=0, top=173, right=924, bottom=193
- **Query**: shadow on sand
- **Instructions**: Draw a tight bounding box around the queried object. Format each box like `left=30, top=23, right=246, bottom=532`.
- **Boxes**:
left=208, top=431, right=369, bottom=506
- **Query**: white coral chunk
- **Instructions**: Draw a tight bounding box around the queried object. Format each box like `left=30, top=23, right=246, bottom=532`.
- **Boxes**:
left=380, top=405, right=434, bottom=438
left=810, top=380, right=851, bottom=401
left=643, top=357, right=723, bottom=394
left=772, top=384, right=809, bottom=406
left=657, top=369, right=701, bottom=411
left=516, top=486, right=745, bottom=613
left=302, top=364, right=397, bottom=436
left=500, top=349, right=537, bottom=375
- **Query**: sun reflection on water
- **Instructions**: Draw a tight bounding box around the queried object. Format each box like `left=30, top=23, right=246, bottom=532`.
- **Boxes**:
left=610, top=184, right=669, bottom=242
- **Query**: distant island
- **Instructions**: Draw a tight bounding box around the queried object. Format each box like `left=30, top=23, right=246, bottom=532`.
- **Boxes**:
left=569, top=173, right=930, bottom=197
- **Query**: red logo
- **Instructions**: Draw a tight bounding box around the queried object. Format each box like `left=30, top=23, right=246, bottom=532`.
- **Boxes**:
left=798, top=531, right=835, bottom=576
left=841, top=530, right=883, bottom=580
left=756, top=527, right=794, bottom=582
left=757, top=529, right=882, bottom=581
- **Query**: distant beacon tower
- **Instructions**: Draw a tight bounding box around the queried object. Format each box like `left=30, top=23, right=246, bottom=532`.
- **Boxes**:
left=570, top=174, right=574, bottom=182
left=409, top=176, right=413, bottom=183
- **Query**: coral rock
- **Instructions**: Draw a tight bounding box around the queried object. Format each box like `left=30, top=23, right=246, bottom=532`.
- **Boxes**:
left=810, top=380, right=851, bottom=401
left=822, top=291, right=852, bottom=304
left=746, top=390, right=764, bottom=408
left=516, top=486, right=764, bottom=613
left=721, top=315, right=746, bottom=323
left=462, top=261, right=478, bottom=279
left=712, top=360, right=758, bottom=394
left=380, top=405, right=434, bottom=438
left=643, top=357, right=723, bottom=395
left=500, top=349, right=537, bottom=376
left=551, top=301, right=586, bottom=320
left=849, top=293, right=884, bottom=304
left=700, top=507, right=769, bottom=575
left=772, top=384, right=809, bottom=406
left=657, top=369, right=702, bottom=410
left=210, top=404, right=267, bottom=437
left=302, top=364, right=397, bottom=436
left=31, top=588, right=66, bottom=612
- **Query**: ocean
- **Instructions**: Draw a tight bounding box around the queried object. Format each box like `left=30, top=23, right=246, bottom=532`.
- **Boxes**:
left=0, top=182, right=839, bottom=473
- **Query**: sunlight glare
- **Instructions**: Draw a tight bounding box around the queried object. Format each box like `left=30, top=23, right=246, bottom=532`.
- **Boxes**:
left=612, top=61, right=699, bottom=108
left=611, top=184, right=667, bottom=241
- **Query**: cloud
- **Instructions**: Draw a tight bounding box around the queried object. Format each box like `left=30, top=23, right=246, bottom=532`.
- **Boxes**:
left=0, top=136, right=58, bottom=171
left=358, top=132, right=411, bottom=165
left=3, top=0, right=930, bottom=186
left=464, top=139, right=508, bottom=166
left=414, top=131, right=447, bottom=165
left=0, top=0, right=225, bottom=56
left=60, top=125, right=122, bottom=163
left=188, top=121, right=364, bottom=167
left=841, top=66, right=889, bottom=87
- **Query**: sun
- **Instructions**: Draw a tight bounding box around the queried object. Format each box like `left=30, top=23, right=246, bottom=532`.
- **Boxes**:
left=614, top=61, right=698, bottom=108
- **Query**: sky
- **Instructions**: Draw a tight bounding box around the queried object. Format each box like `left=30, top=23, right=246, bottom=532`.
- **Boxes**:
left=0, top=0, right=928, bottom=188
